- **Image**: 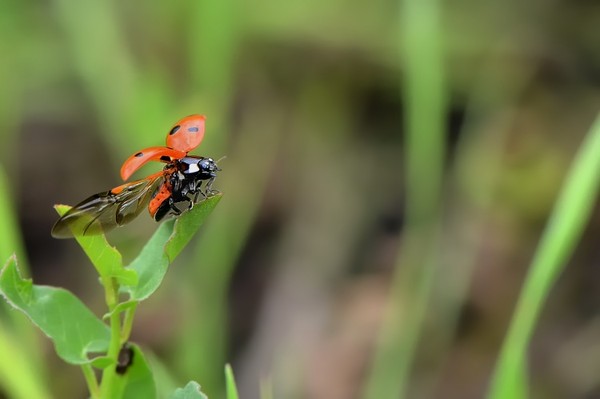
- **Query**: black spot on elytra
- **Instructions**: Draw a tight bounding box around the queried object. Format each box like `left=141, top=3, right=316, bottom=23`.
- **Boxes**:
left=160, top=155, right=171, bottom=162
left=169, top=125, right=181, bottom=135
left=135, top=152, right=143, bottom=157
left=187, top=127, right=199, bottom=133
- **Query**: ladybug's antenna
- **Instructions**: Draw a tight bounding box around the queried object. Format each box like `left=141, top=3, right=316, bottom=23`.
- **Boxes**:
left=215, top=155, right=227, bottom=165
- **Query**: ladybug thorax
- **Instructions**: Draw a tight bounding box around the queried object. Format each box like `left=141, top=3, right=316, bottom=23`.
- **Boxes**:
left=175, top=156, right=218, bottom=178
left=180, top=159, right=200, bottom=174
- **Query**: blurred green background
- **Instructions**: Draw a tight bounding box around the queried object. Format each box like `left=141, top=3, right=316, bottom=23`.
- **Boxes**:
left=1, top=0, right=599, bottom=398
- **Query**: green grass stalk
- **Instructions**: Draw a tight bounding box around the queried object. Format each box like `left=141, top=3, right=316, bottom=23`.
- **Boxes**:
left=487, top=114, right=600, bottom=399
left=362, top=0, right=446, bottom=398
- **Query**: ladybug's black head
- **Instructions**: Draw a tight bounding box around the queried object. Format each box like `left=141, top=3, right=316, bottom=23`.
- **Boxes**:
left=197, top=157, right=219, bottom=178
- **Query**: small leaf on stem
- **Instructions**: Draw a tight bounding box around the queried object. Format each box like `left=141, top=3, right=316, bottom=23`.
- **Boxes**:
left=169, top=381, right=209, bottom=399
left=0, top=256, right=110, bottom=365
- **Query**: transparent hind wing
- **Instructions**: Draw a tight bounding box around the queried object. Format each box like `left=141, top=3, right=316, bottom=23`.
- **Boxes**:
left=51, top=173, right=163, bottom=238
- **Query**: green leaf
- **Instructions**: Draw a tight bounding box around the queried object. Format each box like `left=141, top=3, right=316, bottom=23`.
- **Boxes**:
left=126, top=220, right=174, bottom=301
left=165, top=193, right=223, bottom=261
left=169, top=381, right=209, bottom=399
left=89, top=356, right=114, bottom=370
left=125, top=194, right=221, bottom=301
left=0, top=256, right=110, bottom=365
left=54, top=205, right=137, bottom=286
left=103, top=300, right=139, bottom=321
left=225, top=364, right=240, bottom=399
left=119, top=344, right=157, bottom=399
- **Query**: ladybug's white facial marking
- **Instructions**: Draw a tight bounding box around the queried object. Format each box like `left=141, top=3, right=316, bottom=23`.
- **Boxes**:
left=187, top=163, right=200, bottom=173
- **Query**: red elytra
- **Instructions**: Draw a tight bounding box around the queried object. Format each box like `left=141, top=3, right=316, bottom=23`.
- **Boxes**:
left=120, top=114, right=206, bottom=181
left=166, top=114, right=206, bottom=152
left=120, top=146, right=185, bottom=181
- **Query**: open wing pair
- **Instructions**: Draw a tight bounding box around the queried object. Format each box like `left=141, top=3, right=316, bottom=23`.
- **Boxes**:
left=52, top=115, right=209, bottom=238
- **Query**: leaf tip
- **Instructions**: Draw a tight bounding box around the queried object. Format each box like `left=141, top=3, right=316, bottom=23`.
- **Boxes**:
left=54, top=204, right=72, bottom=216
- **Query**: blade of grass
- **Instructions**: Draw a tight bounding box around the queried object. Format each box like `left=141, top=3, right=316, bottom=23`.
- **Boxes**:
left=0, top=322, right=52, bottom=399
left=0, top=167, right=29, bottom=275
left=187, top=0, right=238, bottom=154
left=173, top=6, right=240, bottom=389
left=0, top=0, right=23, bottom=167
left=0, top=167, right=49, bottom=396
left=53, top=0, right=135, bottom=150
left=225, top=364, right=240, bottom=399
left=416, top=39, right=538, bottom=398
left=362, top=0, right=446, bottom=398
left=487, top=114, right=600, bottom=399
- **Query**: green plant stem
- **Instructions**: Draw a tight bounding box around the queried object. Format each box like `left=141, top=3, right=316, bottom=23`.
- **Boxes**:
left=120, top=304, right=137, bottom=344
left=99, top=277, right=123, bottom=399
left=81, top=363, right=100, bottom=399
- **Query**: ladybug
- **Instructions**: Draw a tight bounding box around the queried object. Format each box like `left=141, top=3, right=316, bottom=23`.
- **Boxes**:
left=52, top=115, right=220, bottom=238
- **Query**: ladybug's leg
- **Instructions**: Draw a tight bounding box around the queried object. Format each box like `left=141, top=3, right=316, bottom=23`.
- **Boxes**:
left=204, top=177, right=218, bottom=196
left=185, top=180, right=207, bottom=207
left=193, top=190, right=203, bottom=202
left=185, top=185, right=201, bottom=210
left=167, top=197, right=182, bottom=216
left=189, top=190, right=205, bottom=208
left=178, top=184, right=196, bottom=211
left=185, top=180, right=198, bottom=197
left=173, top=195, right=193, bottom=212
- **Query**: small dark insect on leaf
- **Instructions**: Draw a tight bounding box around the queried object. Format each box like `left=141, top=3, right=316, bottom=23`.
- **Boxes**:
left=116, top=343, right=134, bottom=375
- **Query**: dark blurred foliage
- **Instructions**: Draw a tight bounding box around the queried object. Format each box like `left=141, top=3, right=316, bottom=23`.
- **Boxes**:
left=0, top=0, right=599, bottom=398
